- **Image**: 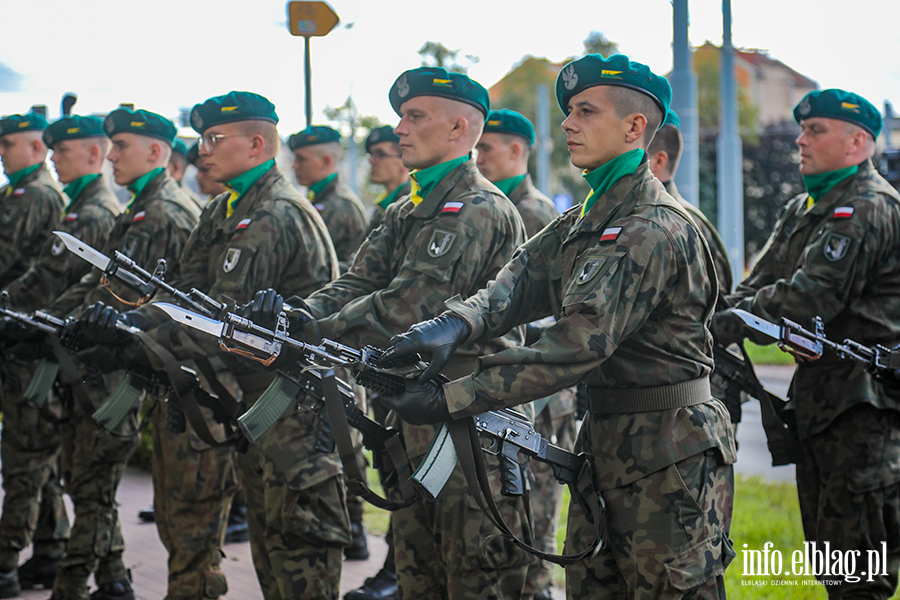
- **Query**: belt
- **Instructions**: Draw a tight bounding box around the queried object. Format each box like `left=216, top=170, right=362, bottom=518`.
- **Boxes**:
left=588, top=377, right=711, bottom=414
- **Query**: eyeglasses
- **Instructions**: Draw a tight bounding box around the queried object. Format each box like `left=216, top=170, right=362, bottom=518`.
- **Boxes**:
left=366, top=150, right=402, bottom=161
left=198, top=133, right=250, bottom=152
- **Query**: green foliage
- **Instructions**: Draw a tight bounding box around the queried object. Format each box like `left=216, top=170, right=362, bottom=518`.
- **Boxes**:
left=418, top=41, right=479, bottom=74
left=744, top=341, right=798, bottom=366
left=582, top=31, right=618, bottom=57
left=694, top=46, right=759, bottom=137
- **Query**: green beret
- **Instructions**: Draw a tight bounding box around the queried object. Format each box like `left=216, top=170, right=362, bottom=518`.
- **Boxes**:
left=794, top=89, right=882, bottom=138
left=365, top=125, right=400, bottom=153
left=483, top=109, right=535, bottom=146
left=288, top=125, right=341, bottom=150
left=662, top=109, right=680, bottom=129
left=42, top=115, right=105, bottom=148
left=389, top=67, right=490, bottom=117
left=556, top=54, right=671, bottom=122
left=0, top=113, right=49, bottom=138
left=171, top=139, right=190, bottom=160
left=190, top=91, right=278, bottom=134
left=187, top=142, right=200, bottom=166
left=104, top=108, right=176, bottom=145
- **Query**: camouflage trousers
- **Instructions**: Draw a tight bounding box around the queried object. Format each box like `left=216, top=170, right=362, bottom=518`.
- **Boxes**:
left=151, top=401, right=238, bottom=600
left=565, top=449, right=735, bottom=599
left=54, top=370, right=139, bottom=599
left=392, top=456, right=533, bottom=600
left=796, top=403, right=900, bottom=599
left=235, top=407, right=351, bottom=600
left=0, top=359, right=69, bottom=571
left=523, top=401, right=577, bottom=597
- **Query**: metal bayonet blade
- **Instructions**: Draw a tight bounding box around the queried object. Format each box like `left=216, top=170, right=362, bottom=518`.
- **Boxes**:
left=53, top=231, right=111, bottom=272
left=732, top=309, right=781, bottom=342
left=152, top=302, right=225, bottom=338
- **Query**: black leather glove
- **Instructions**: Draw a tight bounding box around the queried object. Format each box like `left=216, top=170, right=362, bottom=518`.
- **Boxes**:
left=79, top=302, right=151, bottom=345
left=238, top=289, right=316, bottom=341
left=75, top=338, right=148, bottom=374
left=0, top=317, right=43, bottom=342
left=381, top=314, right=470, bottom=383
left=380, top=378, right=450, bottom=425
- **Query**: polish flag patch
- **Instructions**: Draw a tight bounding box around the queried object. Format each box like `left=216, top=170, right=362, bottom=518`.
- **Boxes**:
left=441, top=201, right=464, bottom=215
left=600, top=227, right=622, bottom=242
left=12, top=188, right=25, bottom=196
left=314, top=203, right=325, bottom=212
left=833, top=206, right=854, bottom=219
left=132, top=210, right=146, bottom=223
left=64, top=213, right=78, bottom=222
left=235, top=218, right=252, bottom=231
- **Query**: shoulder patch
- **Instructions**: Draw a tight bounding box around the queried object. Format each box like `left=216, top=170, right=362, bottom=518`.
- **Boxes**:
left=64, top=213, right=78, bottom=222
left=236, top=218, right=252, bottom=231
left=12, top=188, right=25, bottom=196
left=314, top=203, right=325, bottom=212
left=51, top=238, right=66, bottom=256
left=577, top=257, right=607, bottom=284
left=833, top=206, right=854, bottom=219
left=441, top=201, right=464, bottom=215
left=823, top=232, right=852, bottom=262
left=132, top=210, right=146, bottom=223
left=599, top=227, right=622, bottom=242
left=223, top=247, right=242, bottom=273
left=427, top=230, right=456, bottom=258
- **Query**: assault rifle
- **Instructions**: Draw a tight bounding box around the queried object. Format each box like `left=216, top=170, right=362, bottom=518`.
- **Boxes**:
left=733, top=309, right=900, bottom=379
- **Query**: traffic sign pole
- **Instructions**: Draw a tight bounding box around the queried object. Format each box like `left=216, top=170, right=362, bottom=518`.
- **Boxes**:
left=286, top=1, right=340, bottom=129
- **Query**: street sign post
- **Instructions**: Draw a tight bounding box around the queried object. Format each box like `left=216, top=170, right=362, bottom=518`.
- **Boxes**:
left=287, top=1, right=340, bottom=127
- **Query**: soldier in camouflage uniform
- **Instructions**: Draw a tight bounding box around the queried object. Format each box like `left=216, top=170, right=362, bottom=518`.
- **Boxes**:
left=167, top=139, right=204, bottom=210
left=0, top=113, right=68, bottom=598
left=475, top=108, right=575, bottom=600
left=382, top=54, right=737, bottom=600
left=289, top=125, right=369, bottom=271
left=79, top=92, right=345, bottom=600
left=363, top=125, right=410, bottom=239
left=251, top=66, right=532, bottom=599
left=713, top=89, right=900, bottom=598
left=43, top=108, right=200, bottom=600
left=646, top=110, right=743, bottom=428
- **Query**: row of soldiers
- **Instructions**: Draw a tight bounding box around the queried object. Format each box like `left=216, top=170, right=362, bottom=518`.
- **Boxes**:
left=0, top=49, right=897, bottom=600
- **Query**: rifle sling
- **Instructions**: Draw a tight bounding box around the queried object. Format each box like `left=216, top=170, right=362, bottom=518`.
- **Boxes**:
left=49, top=335, right=98, bottom=423
left=446, top=417, right=605, bottom=566
left=192, top=356, right=242, bottom=419
left=737, top=344, right=802, bottom=466
left=133, top=330, right=235, bottom=448
left=319, top=369, right=416, bottom=511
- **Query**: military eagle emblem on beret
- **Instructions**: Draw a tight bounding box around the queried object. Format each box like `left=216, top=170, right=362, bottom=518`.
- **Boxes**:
left=562, top=64, right=579, bottom=91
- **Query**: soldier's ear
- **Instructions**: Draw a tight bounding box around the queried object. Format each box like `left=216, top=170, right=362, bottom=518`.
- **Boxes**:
left=448, top=116, right=467, bottom=142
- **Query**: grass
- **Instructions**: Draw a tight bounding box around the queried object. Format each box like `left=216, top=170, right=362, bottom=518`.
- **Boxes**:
left=363, top=471, right=900, bottom=598
left=744, top=341, right=797, bottom=366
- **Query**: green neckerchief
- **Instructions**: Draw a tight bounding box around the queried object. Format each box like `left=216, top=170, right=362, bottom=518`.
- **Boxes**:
left=580, top=149, right=644, bottom=217
left=126, top=167, right=164, bottom=211
left=63, top=173, right=100, bottom=210
left=494, top=174, right=526, bottom=198
left=375, top=182, right=408, bottom=211
left=307, top=172, right=337, bottom=202
left=5, top=163, right=41, bottom=191
left=409, top=155, right=469, bottom=205
left=225, top=159, right=274, bottom=217
left=803, top=164, right=859, bottom=207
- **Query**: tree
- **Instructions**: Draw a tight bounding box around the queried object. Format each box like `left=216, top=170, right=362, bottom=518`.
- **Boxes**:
left=418, top=42, right=479, bottom=74
left=694, top=44, right=759, bottom=137
left=582, top=31, right=618, bottom=57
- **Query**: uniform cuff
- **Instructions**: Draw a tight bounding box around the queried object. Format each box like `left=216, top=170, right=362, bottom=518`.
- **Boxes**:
left=444, top=375, right=480, bottom=419
left=444, top=295, right=484, bottom=343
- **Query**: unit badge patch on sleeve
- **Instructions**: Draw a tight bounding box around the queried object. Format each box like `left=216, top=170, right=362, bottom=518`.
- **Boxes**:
left=577, top=257, right=607, bottom=285
left=823, top=232, right=851, bottom=262
left=427, top=230, right=456, bottom=258
left=51, top=238, right=66, bottom=256
left=223, top=248, right=242, bottom=273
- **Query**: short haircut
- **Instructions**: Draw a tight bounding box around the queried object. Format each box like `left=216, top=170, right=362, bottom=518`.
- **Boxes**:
left=238, top=120, right=280, bottom=156
left=605, top=86, right=664, bottom=147
left=311, top=140, right=343, bottom=161
left=497, top=131, right=532, bottom=155
left=647, top=124, right=683, bottom=178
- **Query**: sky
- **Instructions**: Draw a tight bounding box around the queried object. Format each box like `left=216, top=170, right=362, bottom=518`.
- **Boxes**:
left=1, top=0, right=899, bottom=138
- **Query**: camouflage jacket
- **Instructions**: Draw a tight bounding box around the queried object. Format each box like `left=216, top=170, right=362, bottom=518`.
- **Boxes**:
left=303, top=158, right=526, bottom=457
left=0, top=164, right=65, bottom=289
left=665, top=181, right=734, bottom=298
left=310, top=175, right=369, bottom=271
left=4, top=174, right=120, bottom=312
left=364, top=181, right=411, bottom=239
left=48, top=170, right=199, bottom=317
left=509, top=173, right=559, bottom=239
left=442, top=161, right=735, bottom=490
left=717, top=159, right=900, bottom=439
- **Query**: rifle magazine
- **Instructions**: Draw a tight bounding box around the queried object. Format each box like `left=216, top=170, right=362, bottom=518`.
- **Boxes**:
left=92, top=373, right=145, bottom=432
left=237, top=375, right=301, bottom=443
left=23, top=359, right=59, bottom=407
